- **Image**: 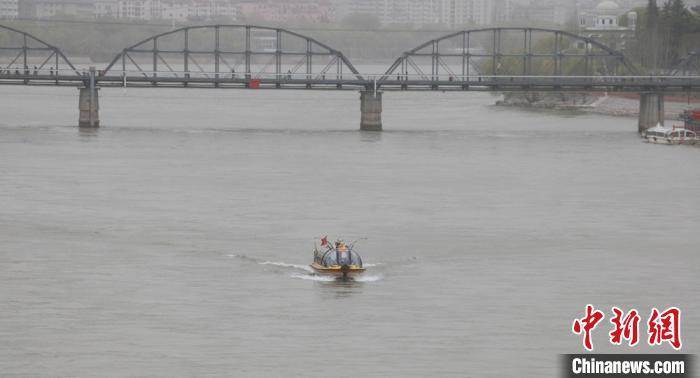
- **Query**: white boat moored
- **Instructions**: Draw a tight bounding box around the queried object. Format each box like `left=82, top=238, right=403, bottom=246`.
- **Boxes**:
left=642, top=123, right=699, bottom=145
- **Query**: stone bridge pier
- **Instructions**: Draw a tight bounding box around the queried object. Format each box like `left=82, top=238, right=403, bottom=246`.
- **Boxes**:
left=360, top=90, right=382, bottom=131
left=638, top=92, right=664, bottom=133
left=78, top=66, right=99, bottom=127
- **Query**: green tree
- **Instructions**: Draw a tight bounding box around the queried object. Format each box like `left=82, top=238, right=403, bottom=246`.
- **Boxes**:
left=660, top=0, right=691, bottom=66
left=644, top=0, right=660, bottom=70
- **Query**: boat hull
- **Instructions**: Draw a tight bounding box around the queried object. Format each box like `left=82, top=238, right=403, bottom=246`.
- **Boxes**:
left=644, top=136, right=698, bottom=145
left=310, top=262, right=365, bottom=277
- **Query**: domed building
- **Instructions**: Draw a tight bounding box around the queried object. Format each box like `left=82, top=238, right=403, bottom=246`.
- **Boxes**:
left=577, top=0, right=636, bottom=31
left=594, top=1, right=621, bottom=28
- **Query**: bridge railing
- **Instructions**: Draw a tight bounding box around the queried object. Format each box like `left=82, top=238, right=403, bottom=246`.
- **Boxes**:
left=3, top=68, right=699, bottom=90
left=0, top=67, right=94, bottom=85
left=99, top=69, right=362, bottom=80
left=93, top=69, right=371, bottom=88
left=90, top=69, right=700, bottom=80
left=0, top=67, right=97, bottom=75
left=376, top=73, right=700, bottom=82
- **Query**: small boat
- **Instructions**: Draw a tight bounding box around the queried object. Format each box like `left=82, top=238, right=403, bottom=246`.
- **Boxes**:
left=311, top=238, right=365, bottom=279
left=642, top=123, right=698, bottom=145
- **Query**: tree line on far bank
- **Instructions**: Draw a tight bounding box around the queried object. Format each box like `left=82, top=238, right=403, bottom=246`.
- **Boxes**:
left=631, top=0, right=700, bottom=71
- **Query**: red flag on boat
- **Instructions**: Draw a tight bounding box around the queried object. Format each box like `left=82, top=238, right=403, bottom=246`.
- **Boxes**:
left=320, top=236, right=328, bottom=247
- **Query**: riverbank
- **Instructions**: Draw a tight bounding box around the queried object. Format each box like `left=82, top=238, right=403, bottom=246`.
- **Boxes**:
left=496, top=92, right=700, bottom=121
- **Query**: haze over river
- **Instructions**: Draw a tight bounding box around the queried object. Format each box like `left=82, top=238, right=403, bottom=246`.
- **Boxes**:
left=1, top=85, right=698, bottom=377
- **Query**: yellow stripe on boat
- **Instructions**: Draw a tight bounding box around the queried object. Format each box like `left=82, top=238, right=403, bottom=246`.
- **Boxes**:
left=310, top=262, right=365, bottom=275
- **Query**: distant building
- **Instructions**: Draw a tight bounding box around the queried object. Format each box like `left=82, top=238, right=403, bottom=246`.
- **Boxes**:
left=440, top=0, right=565, bottom=28
left=337, top=0, right=438, bottom=26
left=209, top=0, right=237, bottom=20
left=387, top=0, right=440, bottom=25
left=511, top=0, right=572, bottom=26
left=252, top=34, right=277, bottom=52
left=30, top=0, right=96, bottom=19
left=19, top=0, right=150, bottom=20
left=95, top=0, right=119, bottom=18
left=575, top=1, right=637, bottom=52
left=16, top=0, right=238, bottom=21
left=148, top=0, right=238, bottom=21
left=0, top=0, right=18, bottom=18
left=237, top=1, right=334, bottom=24
left=576, top=0, right=640, bottom=32
left=492, top=0, right=514, bottom=24
left=152, top=0, right=187, bottom=20
left=578, top=1, right=625, bottom=30
left=338, top=0, right=502, bottom=27
left=470, top=0, right=494, bottom=25
left=117, top=0, right=154, bottom=20
left=438, top=0, right=470, bottom=27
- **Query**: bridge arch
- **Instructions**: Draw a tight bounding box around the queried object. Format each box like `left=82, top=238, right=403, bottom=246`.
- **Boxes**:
left=0, top=24, right=78, bottom=75
left=383, top=27, right=640, bottom=81
left=103, top=25, right=363, bottom=81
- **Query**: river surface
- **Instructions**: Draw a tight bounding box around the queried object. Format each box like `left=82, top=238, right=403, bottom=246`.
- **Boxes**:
left=1, top=85, right=698, bottom=377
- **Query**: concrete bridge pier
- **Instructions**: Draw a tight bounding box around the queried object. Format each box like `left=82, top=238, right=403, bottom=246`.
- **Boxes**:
left=79, top=66, right=99, bottom=127
left=360, top=90, right=382, bottom=131
left=638, top=92, right=664, bottom=133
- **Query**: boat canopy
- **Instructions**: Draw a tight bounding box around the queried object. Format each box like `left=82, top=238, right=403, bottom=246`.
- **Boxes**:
left=646, top=124, right=697, bottom=138
left=645, top=123, right=672, bottom=136
left=669, top=129, right=696, bottom=138
left=320, top=249, right=363, bottom=267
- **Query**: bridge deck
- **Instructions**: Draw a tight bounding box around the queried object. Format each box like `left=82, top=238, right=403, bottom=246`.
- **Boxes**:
left=1, top=73, right=700, bottom=92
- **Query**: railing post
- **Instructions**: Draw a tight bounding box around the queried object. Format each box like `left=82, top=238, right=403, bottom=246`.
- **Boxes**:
left=184, top=29, right=189, bottom=87
left=214, top=26, right=220, bottom=88
left=245, top=26, right=251, bottom=84
left=152, top=37, right=158, bottom=85
left=55, top=52, right=59, bottom=85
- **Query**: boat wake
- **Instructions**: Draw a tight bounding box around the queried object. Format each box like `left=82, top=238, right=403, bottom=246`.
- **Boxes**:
left=225, top=254, right=383, bottom=282
left=224, top=253, right=263, bottom=263
left=291, top=273, right=383, bottom=282
left=290, top=273, right=338, bottom=282
left=259, top=261, right=314, bottom=273
left=265, top=262, right=383, bottom=282
left=352, top=275, right=383, bottom=282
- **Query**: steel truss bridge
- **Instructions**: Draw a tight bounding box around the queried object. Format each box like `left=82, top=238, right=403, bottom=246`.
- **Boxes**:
left=2, top=24, right=699, bottom=91
left=1, top=24, right=700, bottom=129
